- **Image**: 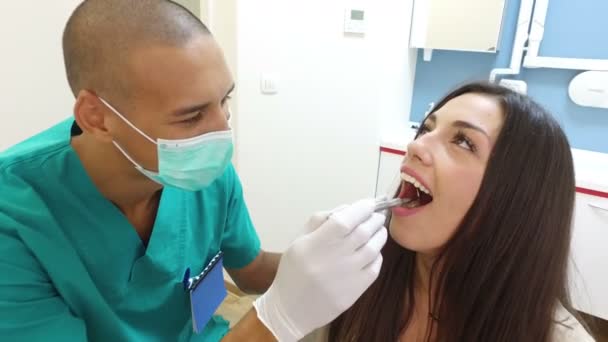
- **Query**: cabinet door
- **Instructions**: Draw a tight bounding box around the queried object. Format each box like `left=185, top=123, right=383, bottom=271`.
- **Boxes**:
left=376, top=150, right=405, bottom=198
left=569, top=192, right=608, bottom=320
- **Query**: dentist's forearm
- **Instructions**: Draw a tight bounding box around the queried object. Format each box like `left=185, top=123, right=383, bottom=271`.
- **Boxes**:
left=251, top=252, right=281, bottom=292
left=221, top=309, right=277, bottom=342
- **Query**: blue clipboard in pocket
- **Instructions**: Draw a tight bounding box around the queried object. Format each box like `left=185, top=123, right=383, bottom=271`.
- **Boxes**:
left=182, top=251, right=227, bottom=333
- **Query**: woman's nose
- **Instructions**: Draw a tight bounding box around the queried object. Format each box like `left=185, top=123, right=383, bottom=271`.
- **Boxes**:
left=406, top=136, right=433, bottom=166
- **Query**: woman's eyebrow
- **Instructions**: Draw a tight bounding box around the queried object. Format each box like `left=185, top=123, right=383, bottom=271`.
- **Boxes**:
left=451, top=120, right=489, bottom=138
left=429, top=113, right=489, bottom=138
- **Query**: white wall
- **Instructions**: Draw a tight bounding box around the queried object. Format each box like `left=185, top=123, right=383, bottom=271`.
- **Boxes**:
left=373, top=1, right=419, bottom=146
left=0, top=1, right=80, bottom=151
left=231, top=0, right=416, bottom=251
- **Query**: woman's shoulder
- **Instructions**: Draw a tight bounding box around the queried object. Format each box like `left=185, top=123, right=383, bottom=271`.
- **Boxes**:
left=552, top=304, right=595, bottom=342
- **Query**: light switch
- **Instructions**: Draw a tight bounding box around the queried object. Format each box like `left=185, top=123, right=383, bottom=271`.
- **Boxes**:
left=344, top=8, right=366, bottom=34
left=260, top=73, right=279, bottom=95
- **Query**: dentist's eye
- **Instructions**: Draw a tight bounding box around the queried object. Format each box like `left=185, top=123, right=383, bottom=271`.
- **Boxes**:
left=181, top=112, right=203, bottom=124
left=221, top=95, right=232, bottom=105
left=453, top=131, right=476, bottom=152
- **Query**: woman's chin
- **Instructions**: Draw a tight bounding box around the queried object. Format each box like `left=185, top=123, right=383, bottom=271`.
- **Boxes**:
left=388, top=220, right=441, bottom=254
left=389, top=221, right=422, bottom=250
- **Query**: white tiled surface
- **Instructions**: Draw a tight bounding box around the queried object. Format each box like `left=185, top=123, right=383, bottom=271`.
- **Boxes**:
left=572, top=148, right=608, bottom=194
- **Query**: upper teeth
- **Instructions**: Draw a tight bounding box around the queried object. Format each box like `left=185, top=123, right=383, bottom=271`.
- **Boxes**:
left=401, top=173, right=431, bottom=195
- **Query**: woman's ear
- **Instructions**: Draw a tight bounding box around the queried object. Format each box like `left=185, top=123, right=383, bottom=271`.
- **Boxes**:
left=73, top=89, right=113, bottom=143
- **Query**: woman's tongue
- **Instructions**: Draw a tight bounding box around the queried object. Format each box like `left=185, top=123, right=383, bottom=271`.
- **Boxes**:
left=399, top=182, right=419, bottom=203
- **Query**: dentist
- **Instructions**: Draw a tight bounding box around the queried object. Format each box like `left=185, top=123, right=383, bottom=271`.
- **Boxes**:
left=0, top=1, right=387, bottom=341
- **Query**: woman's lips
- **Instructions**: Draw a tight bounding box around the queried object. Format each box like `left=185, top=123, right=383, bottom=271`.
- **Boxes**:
left=392, top=205, right=425, bottom=217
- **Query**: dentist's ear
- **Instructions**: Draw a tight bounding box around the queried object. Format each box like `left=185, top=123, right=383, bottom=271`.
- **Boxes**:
left=73, top=90, right=113, bottom=143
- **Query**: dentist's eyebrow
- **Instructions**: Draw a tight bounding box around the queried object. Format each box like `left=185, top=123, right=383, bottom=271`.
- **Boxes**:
left=225, top=84, right=236, bottom=97
left=172, top=84, right=235, bottom=116
left=172, top=104, right=209, bottom=117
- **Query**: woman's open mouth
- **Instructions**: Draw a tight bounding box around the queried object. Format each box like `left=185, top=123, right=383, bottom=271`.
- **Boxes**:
left=397, top=172, right=434, bottom=209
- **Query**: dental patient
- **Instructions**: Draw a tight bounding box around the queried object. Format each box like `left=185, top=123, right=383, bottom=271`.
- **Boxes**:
left=304, top=82, right=595, bottom=341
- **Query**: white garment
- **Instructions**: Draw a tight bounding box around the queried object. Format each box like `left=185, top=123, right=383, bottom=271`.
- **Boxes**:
left=301, top=303, right=595, bottom=342
left=553, top=304, right=595, bottom=342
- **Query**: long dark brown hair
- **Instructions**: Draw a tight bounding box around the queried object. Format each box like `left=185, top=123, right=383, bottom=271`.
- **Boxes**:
left=330, top=82, right=581, bottom=341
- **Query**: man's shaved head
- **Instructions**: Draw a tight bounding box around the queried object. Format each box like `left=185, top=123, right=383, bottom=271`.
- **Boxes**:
left=63, top=0, right=210, bottom=100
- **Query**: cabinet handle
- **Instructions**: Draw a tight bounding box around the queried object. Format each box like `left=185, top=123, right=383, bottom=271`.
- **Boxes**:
left=588, top=202, right=608, bottom=212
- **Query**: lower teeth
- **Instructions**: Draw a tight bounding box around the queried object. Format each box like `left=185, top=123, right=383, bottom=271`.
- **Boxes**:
left=405, top=199, right=421, bottom=208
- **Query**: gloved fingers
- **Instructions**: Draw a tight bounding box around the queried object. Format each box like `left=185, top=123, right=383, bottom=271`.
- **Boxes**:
left=352, top=226, right=388, bottom=270
left=362, top=253, right=384, bottom=283
left=318, top=199, right=375, bottom=238
left=304, top=204, right=349, bottom=233
left=344, top=212, right=386, bottom=251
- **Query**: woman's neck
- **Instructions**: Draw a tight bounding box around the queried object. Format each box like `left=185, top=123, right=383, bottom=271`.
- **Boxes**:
left=414, top=253, right=435, bottom=296
left=399, top=253, right=438, bottom=342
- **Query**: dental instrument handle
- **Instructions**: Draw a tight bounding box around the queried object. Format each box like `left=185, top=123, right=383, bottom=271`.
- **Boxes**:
left=374, top=198, right=409, bottom=212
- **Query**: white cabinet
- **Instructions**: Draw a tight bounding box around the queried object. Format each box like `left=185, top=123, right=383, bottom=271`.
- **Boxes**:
left=375, top=148, right=405, bottom=198
left=569, top=192, right=608, bottom=320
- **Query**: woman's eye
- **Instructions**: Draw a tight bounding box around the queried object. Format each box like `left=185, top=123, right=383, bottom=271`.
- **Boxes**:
left=453, top=131, right=476, bottom=152
left=418, top=124, right=431, bottom=136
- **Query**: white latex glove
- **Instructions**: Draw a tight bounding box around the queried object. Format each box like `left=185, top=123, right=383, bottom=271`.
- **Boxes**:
left=303, top=204, right=348, bottom=233
left=253, top=199, right=388, bottom=342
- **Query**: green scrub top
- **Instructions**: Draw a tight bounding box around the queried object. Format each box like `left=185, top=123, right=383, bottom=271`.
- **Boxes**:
left=0, top=119, right=261, bottom=341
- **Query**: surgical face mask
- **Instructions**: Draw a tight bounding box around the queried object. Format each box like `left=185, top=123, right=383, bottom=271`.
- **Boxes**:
left=98, top=97, right=233, bottom=191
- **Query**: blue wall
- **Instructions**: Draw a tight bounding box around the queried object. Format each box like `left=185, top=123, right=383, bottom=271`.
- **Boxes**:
left=410, top=0, right=608, bottom=153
